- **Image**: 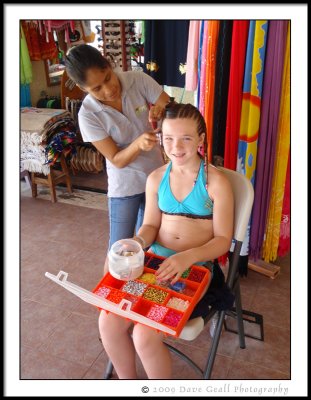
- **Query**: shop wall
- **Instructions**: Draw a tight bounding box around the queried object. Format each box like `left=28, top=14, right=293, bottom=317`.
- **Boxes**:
left=30, top=60, right=61, bottom=107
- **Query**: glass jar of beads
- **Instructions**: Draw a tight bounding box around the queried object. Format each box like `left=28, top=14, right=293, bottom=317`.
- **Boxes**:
left=108, top=239, right=144, bottom=281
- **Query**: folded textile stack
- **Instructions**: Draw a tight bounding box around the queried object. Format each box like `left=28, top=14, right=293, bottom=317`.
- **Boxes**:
left=21, top=107, right=78, bottom=175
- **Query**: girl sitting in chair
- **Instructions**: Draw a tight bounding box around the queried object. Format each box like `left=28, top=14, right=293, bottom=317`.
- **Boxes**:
left=99, top=103, right=234, bottom=379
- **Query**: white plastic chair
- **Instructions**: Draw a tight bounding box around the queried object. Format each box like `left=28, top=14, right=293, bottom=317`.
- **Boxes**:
left=104, top=167, right=255, bottom=379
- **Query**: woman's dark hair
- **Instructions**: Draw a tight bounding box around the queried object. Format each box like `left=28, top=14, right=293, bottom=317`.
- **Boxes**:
left=163, top=102, right=209, bottom=176
left=64, top=44, right=111, bottom=86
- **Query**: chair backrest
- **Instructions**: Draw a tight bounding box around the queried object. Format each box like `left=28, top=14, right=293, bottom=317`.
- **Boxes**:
left=217, top=167, right=254, bottom=242
left=60, top=69, right=85, bottom=109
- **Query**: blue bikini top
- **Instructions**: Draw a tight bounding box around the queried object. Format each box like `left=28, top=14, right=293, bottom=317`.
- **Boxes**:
left=158, top=160, right=214, bottom=219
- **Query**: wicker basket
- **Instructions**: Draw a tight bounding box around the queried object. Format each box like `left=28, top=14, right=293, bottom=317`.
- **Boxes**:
left=70, top=145, right=104, bottom=173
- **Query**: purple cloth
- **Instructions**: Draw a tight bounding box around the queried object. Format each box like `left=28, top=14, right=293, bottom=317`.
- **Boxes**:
left=249, top=21, right=288, bottom=260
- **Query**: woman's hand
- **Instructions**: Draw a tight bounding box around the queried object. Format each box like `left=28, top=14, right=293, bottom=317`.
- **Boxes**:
left=149, top=105, right=164, bottom=123
left=155, top=252, right=194, bottom=285
left=134, top=131, right=160, bottom=152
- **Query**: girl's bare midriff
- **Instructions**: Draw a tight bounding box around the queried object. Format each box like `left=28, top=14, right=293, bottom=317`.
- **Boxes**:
left=154, top=214, right=214, bottom=298
left=155, top=214, right=214, bottom=252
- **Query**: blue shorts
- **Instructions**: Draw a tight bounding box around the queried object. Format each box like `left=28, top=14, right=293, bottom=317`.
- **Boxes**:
left=108, top=192, right=145, bottom=250
left=149, top=241, right=207, bottom=266
left=149, top=241, right=235, bottom=318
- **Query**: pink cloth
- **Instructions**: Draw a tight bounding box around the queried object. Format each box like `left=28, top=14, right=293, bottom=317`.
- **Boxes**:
left=44, top=20, right=75, bottom=33
left=199, top=21, right=208, bottom=115
left=43, top=20, right=75, bottom=43
left=185, top=21, right=200, bottom=91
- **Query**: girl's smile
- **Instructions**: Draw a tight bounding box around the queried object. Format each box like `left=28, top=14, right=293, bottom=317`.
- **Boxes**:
left=162, top=118, right=205, bottom=166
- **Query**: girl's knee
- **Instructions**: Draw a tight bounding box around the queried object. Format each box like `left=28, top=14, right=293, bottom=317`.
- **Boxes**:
left=132, top=324, right=163, bottom=352
left=99, top=311, right=130, bottom=340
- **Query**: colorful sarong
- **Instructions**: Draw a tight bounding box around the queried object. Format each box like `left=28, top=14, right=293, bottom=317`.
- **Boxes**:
left=212, top=21, right=233, bottom=161
left=196, top=21, right=205, bottom=107
left=223, top=21, right=249, bottom=170
left=235, top=20, right=269, bottom=275
left=20, top=24, right=33, bottom=85
left=262, top=24, right=290, bottom=261
left=203, top=21, right=220, bottom=162
left=198, top=21, right=208, bottom=117
left=185, top=21, right=200, bottom=91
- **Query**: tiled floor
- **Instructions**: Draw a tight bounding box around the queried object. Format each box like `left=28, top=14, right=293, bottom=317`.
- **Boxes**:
left=20, top=189, right=290, bottom=380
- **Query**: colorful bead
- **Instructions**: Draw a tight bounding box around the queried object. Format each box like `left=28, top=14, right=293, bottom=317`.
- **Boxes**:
left=107, top=289, right=125, bottom=304
left=156, top=279, right=170, bottom=289
left=163, top=310, right=183, bottom=327
left=147, top=257, right=163, bottom=270
left=144, top=254, right=152, bottom=265
left=147, top=305, right=168, bottom=322
left=188, top=269, right=206, bottom=283
left=167, top=297, right=190, bottom=311
left=95, top=286, right=111, bottom=298
left=143, top=287, right=168, bottom=304
left=169, top=281, right=186, bottom=293
left=181, top=268, right=191, bottom=278
left=139, top=273, right=157, bottom=284
left=121, top=280, right=148, bottom=296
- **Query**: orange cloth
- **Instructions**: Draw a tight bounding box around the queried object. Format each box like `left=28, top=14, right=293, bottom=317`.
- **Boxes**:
left=203, top=21, right=219, bottom=162
left=21, top=21, right=58, bottom=61
left=22, top=21, right=41, bottom=61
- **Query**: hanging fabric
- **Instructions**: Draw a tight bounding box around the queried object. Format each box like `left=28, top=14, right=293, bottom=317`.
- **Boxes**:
left=20, top=84, right=32, bottom=107
left=196, top=21, right=205, bottom=108
left=20, top=24, right=33, bottom=85
left=277, top=157, right=290, bottom=257
left=143, top=20, right=190, bottom=87
left=22, top=20, right=58, bottom=61
left=185, top=20, right=200, bottom=91
left=22, top=21, right=41, bottom=61
left=140, top=20, right=145, bottom=44
left=235, top=20, right=269, bottom=275
left=223, top=21, right=249, bottom=170
left=211, top=20, right=233, bottom=163
left=203, top=21, right=220, bottom=163
left=198, top=21, right=208, bottom=117
left=39, top=24, right=58, bottom=60
left=43, top=20, right=75, bottom=44
left=262, top=24, right=290, bottom=261
left=249, top=20, right=288, bottom=260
